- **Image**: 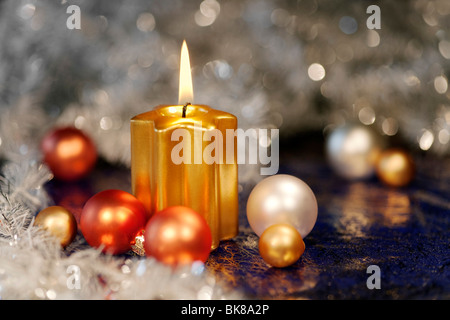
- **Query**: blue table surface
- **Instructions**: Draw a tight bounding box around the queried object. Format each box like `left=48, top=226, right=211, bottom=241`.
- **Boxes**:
left=46, top=134, right=450, bottom=300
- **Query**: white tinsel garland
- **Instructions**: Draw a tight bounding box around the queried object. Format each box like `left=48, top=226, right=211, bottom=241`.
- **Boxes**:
left=2, top=0, right=449, bottom=166
left=0, top=98, right=240, bottom=300
left=0, top=160, right=242, bottom=300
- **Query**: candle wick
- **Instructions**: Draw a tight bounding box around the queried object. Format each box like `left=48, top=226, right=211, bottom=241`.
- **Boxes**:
left=182, top=102, right=191, bottom=118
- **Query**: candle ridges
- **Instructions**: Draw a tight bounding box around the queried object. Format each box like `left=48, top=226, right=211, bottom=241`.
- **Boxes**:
left=131, top=104, right=238, bottom=250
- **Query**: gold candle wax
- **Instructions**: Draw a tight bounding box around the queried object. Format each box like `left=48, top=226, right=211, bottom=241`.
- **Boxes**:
left=130, top=41, right=238, bottom=250
left=131, top=105, right=238, bottom=250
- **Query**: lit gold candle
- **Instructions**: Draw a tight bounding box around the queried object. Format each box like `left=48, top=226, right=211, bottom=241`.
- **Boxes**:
left=130, top=41, right=238, bottom=250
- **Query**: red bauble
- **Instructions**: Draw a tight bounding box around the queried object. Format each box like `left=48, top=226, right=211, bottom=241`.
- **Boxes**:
left=144, top=206, right=212, bottom=266
left=41, top=127, right=97, bottom=181
left=80, top=189, right=147, bottom=255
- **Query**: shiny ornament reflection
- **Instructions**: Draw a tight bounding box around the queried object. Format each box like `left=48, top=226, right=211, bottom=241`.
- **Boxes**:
left=326, top=124, right=384, bottom=180
left=259, top=224, right=305, bottom=268
left=376, top=148, right=415, bottom=187
left=246, top=174, right=318, bottom=239
left=35, top=206, right=77, bottom=248
left=41, top=127, right=97, bottom=181
left=144, top=206, right=212, bottom=266
left=80, top=189, right=147, bottom=255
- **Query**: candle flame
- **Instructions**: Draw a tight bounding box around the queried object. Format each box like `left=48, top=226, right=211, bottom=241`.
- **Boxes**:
left=178, top=40, right=194, bottom=105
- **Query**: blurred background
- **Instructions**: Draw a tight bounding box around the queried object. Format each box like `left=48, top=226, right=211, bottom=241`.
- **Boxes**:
left=0, top=0, right=449, bottom=300
left=0, top=0, right=449, bottom=182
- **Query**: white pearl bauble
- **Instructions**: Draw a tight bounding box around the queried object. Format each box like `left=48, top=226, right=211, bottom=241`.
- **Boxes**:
left=246, top=174, right=318, bottom=239
left=326, top=124, right=384, bottom=180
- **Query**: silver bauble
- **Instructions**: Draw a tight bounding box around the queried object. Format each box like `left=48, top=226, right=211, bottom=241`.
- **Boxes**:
left=246, top=174, right=318, bottom=239
left=326, top=124, right=384, bottom=180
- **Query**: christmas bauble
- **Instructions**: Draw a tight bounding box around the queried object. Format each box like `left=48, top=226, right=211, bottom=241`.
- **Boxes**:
left=41, top=127, right=97, bottom=181
left=80, top=189, right=147, bottom=255
left=326, top=124, right=384, bottom=180
left=35, top=206, right=77, bottom=248
left=376, top=148, right=415, bottom=187
left=246, top=174, right=318, bottom=239
left=259, top=224, right=305, bottom=268
left=144, top=206, right=212, bottom=266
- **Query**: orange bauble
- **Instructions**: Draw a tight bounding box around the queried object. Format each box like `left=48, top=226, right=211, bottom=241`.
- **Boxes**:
left=80, top=189, right=147, bottom=255
left=376, top=148, right=415, bottom=187
left=144, top=206, right=212, bottom=266
left=41, top=127, right=97, bottom=181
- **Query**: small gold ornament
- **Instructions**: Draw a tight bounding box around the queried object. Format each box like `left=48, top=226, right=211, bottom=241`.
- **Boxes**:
left=258, top=224, right=305, bottom=268
left=376, top=148, right=415, bottom=187
left=131, top=229, right=146, bottom=256
left=35, top=206, right=77, bottom=248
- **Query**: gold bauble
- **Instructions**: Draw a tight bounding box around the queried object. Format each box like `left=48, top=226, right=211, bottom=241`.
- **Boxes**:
left=376, top=148, right=415, bottom=187
left=258, top=224, right=305, bottom=268
left=35, top=206, right=77, bottom=247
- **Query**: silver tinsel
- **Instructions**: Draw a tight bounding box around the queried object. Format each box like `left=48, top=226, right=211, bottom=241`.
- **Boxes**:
left=0, top=156, right=241, bottom=300
left=0, top=0, right=449, bottom=299
left=1, top=0, right=448, bottom=164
